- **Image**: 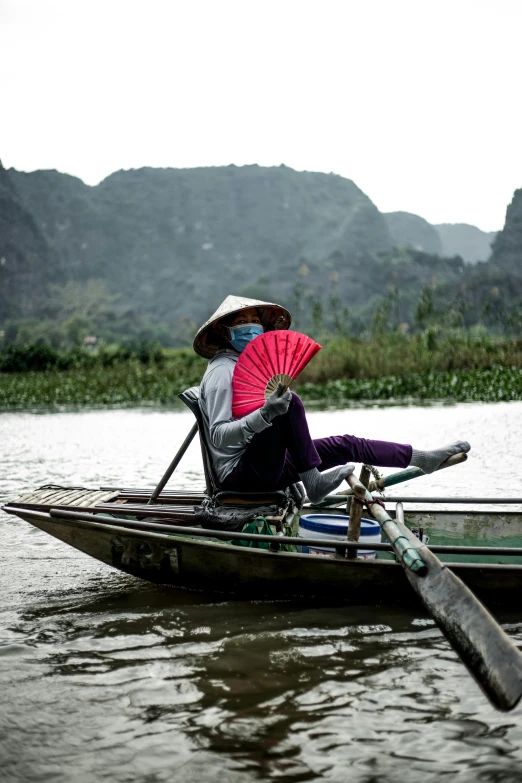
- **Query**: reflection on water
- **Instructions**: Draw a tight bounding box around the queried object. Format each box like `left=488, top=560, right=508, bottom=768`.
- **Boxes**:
left=1, top=402, right=522, bottom=782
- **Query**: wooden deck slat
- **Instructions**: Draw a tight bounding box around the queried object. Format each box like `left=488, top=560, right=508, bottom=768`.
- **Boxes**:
left=6, top=488, right=120, bottom=508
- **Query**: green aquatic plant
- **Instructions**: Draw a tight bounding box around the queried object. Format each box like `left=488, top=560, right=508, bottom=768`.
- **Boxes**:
left=299, top=366, right=522, bottom=404
left=1, top=362, right=521, bottom=409
left=0, top=358, right=205, bottom=409
left=1, top=334, right=521, bottom=409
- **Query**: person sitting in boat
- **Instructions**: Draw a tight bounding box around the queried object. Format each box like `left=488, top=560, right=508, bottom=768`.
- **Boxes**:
left=193, top=295, right=470, bottom=503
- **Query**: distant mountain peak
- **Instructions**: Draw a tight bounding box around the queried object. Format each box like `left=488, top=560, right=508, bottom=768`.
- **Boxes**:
left=384, top=211, right=443, bottom=255
left=434, top=223, right=497, bottom=264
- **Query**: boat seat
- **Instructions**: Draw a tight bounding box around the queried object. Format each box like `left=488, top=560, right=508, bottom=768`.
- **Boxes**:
left=178, top=386, right=289, bottom=507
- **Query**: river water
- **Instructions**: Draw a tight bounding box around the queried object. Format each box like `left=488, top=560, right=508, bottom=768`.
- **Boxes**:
left=1, top=401, right=522, bottom=782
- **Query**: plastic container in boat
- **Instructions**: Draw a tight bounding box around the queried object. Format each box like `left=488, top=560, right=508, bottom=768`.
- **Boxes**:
left=297, top=514, right=380, bottom=559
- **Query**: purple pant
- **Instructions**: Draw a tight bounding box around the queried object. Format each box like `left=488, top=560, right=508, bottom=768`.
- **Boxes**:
left=221, top=393, right=412, bottom=491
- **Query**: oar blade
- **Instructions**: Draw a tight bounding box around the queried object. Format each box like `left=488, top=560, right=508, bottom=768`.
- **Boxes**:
left=404, top=544, right=522, bottom=711
left=357, top=481, right=522, bottom=712
left=388, top=501, right=522, bottom=712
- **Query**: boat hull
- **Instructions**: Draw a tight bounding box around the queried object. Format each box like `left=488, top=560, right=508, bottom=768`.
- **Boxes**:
left=16, top=509, right=522, bottom=607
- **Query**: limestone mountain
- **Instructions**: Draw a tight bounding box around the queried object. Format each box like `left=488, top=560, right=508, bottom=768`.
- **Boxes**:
left=385, top=210, right=497, bottom=264
left=7, top=164, right=394, bottom=331
left=435, top=223, right=497, bottom=264
left=488, top=189, right=522, bottom=274
left=0, top=163, right=61, bottom=322
left=384, top=212, right=443, bottom=256
left=2, top=163, right=520, bottom=343
left=433, top=192, right=522, bottom=329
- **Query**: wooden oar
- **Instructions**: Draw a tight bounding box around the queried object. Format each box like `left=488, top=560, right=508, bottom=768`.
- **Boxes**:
left=368, top=452, right=468, bottom=492
left=316, top=451, right=468, bottom=507
left=347, top=472, right=522, bottom=711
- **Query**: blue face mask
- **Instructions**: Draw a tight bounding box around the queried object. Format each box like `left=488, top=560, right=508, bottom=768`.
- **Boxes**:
left=228, top=324, right=264, bottom=353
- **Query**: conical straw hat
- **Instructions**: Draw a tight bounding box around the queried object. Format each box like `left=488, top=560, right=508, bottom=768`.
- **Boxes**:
left=193, top=295, right=291, bottom=358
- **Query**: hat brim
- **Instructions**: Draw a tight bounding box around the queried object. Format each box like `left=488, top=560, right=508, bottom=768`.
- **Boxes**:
left=194, top=301, right=291, bottom=358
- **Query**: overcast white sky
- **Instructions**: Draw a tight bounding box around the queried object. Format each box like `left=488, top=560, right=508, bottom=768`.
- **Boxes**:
left=1, top=0, right=520, bottom=231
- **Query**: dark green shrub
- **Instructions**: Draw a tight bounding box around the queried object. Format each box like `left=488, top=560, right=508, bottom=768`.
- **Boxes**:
left=0, top=342, right=60, bottom=372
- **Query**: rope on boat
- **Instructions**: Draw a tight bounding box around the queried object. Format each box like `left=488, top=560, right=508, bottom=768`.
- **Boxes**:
left=363, top=465, right=384, bottom=494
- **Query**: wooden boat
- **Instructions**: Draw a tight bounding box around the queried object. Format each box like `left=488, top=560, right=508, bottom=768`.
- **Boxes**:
left=4, top=484, right=522, bottom=608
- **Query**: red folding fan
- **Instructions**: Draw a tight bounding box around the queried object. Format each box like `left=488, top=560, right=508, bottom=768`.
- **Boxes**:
left=232, top=330, right=322, bottom=418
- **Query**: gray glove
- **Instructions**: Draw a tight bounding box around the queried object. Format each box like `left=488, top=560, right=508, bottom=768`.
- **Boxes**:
left=260, top=383, right=292, bottom=422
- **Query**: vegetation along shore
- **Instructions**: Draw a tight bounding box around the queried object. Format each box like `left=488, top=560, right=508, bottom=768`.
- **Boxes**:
left=1, top=332, right=521, bottom=409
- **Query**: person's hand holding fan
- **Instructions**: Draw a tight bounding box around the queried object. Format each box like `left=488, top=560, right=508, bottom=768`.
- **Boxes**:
left=232, top=330, right=321, bottom=418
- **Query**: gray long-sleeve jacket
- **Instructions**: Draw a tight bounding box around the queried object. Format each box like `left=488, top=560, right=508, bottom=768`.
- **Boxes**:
left=199, top=349, right=272, bottom=483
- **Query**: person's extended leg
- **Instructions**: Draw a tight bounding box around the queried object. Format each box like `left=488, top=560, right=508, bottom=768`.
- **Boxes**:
left=222, top=392, right=469, bottom=500
left=276, top=410, right=469, bottom=497
left=280, top=433, right=470, bottom=481
left=310, top=434, right=412, bottom=471
left=276, top=432, right=412, bottom=499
